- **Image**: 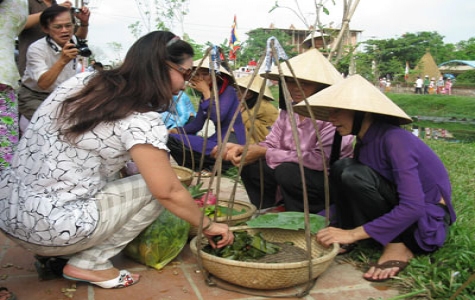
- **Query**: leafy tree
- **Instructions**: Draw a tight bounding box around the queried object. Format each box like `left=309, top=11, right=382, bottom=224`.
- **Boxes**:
left=238, top=28, right=298, bottom=69
left=454, top=38, right=475, bottom=60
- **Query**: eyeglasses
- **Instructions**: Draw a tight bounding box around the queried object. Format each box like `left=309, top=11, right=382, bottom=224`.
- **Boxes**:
left=166, top=61, right=193, bottom=81
left=50, top=23, right=74, bottom=30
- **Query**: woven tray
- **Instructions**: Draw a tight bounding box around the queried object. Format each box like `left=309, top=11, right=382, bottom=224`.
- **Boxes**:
left=172, top=166, right=193, bottom=186
left=189, top=200, right=256, bottom=237
left=190, top=226, right=339, bottom=290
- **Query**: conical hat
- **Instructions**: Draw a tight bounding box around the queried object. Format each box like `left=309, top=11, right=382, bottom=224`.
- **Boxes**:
left=193, top=55, right=232, bottom=77
left=293, top=74, right=413, bottom=125
left=263, top=48, right=343, bottom=85
left=236, top=75, right=274, bottom=101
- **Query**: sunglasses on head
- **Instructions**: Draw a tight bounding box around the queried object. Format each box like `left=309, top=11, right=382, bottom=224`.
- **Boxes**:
left=166, top=61, right=193, bottom=81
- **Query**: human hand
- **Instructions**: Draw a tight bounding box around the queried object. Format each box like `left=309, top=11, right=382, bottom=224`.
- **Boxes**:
left=168, top=128, right=178, bottom=134
left=58, top=1, right=73, bottom=8
left=316, top=226, right=357, bottom=247
left=189, top=78, right=210, bottom=97
left=61, top=42, right=79, bottom=62
left=210, top=143, right=239, bottom=159
left=203, top=222, right=234, bottom=248
left=75, top=6, right=91, bottom=23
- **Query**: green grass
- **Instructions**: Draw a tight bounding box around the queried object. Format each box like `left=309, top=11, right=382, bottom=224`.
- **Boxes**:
left=387, top=93, right=475, bottom=120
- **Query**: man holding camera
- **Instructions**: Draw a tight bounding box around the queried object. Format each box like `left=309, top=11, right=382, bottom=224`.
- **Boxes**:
left=19, top=5, right=91, bottom=121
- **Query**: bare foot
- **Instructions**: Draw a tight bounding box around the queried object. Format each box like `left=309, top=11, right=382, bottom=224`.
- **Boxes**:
left=63, top=264, right=140, bottom=283
left=363, top=242, right=413, bottom=281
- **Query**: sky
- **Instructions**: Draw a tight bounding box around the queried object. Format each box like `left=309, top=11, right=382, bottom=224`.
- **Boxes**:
left=81, top=0, right=475, bottom=64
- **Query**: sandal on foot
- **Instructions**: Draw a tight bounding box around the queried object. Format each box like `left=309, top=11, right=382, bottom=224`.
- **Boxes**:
left=364, top=260, right=408, bottom=282
left=63, top=269, right=139, bottom=289
left=0, top=287, right=16, bottom=300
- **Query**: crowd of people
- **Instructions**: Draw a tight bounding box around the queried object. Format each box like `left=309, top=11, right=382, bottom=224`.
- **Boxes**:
left=0, top=0, right=456, bottom=295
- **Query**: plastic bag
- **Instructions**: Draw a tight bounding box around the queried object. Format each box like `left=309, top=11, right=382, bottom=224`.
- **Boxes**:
left=124, top=209, right=190, bottom=270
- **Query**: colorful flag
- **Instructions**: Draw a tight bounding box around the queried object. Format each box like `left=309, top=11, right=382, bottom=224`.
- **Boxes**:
left=404, top=61, right=409, bottom=81
left=228, top=15, right=240, bottom=60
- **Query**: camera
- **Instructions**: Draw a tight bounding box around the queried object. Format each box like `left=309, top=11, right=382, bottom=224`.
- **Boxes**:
left=71, top=38, right=92, bottom=57
left=71, top=7, right=81, bottom=14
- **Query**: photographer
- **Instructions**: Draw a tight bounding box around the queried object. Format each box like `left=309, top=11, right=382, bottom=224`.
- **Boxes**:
left=19, top=5, right=91, bottom=121
left=18, top=1, right=90, bottom=77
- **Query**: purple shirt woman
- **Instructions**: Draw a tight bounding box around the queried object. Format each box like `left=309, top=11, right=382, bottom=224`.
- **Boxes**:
left=294, top=74, right=455, bottom=282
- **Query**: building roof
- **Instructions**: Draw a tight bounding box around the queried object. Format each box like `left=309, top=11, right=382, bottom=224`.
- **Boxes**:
left=438, top=60, right=475, bottom=68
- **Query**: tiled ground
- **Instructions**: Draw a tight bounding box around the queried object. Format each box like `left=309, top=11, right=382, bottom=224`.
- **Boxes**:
left=0, top=176, right=402, bottom=300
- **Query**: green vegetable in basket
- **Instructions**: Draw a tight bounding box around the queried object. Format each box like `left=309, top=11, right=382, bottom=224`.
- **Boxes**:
left=203, top=231, right=280, bottom=261
left=124, top=209, right=190, bottom=270
left=246, top=211, right=326, bottom=234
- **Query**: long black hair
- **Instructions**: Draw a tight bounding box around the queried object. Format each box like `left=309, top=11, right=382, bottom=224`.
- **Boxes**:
left=59, top=31, right=194, bottom=141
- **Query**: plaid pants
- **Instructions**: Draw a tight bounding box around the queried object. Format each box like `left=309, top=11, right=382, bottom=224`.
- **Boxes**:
left=13, top=175, right=163, bottom=270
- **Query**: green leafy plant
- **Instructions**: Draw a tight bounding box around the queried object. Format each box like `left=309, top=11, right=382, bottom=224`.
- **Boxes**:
left=246, top=212, right=326, bottom=234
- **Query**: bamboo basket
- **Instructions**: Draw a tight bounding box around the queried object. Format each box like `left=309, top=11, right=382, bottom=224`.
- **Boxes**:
left=172, top=166, right=193, bottom=186
left=189, top=200, right=256, bottom=237
left=190, top=226, right=339, bottom=290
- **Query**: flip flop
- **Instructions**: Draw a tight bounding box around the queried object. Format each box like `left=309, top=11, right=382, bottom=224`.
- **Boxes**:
left=0, top=287, right=16, bottom=300
left=364, top=260, right=409, bottom=282
left=63, top=269, right=139, bottom=289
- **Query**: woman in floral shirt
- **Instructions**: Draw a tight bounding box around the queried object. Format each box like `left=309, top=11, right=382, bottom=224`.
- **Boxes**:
left=0, top=0, right=27, bottom=170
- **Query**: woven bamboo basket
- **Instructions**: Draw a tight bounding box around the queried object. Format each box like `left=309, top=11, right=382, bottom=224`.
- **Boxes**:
left=189, top=200, right=256, bottom=237
left=190, top=226, right=339, bottom=290
left=172, top=166, right=193, bottom=186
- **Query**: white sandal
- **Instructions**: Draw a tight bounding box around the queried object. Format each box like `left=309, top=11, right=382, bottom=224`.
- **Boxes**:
left=63, top=269, right=139, bottom=289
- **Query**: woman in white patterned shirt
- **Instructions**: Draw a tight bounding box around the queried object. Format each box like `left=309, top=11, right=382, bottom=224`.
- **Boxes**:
left=0, top=31, right=234, bottom=289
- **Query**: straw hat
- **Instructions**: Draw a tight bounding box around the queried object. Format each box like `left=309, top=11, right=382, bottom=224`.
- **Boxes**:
left=263, top=48, right=343, bottom=85
left=192, top=55, right=232, bottom=77
left=293, top=74, right=413, bottom=125
left=235, top=75, right=274, bottom=101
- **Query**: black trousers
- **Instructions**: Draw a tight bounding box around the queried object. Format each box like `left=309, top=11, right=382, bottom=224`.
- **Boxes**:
left=330, top=158, right=451, bottom=254
left=167, top=135, right=235, bottom=172
left=241, top=160, right=326, bottom=214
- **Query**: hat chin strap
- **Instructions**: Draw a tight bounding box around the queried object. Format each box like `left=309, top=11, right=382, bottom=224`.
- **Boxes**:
left=351, top=111, right=365, bottom=136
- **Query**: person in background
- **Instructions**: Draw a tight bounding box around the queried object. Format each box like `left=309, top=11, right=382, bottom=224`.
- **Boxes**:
left=429, top=77, right=436, bottom=94
left=414, top=76, right=423, bottom=94
left=0, top=31, right=234, bottom=289
left=18, top=0, right=90, bottom=77
left=167, top=56, right=246, bottom=177
left=436, top=76, right=445, bottom=94
left=423, top=75, right=430, bottom=94
left=86, top=58, right=96, bottom=72
left=215, top=49, right=354, bottom=214
left=160, top=91, right=196, bottom=129
left=0, top=0, right=27, bottom=171
left=18, top=5, right=82, bottom=121
left=236, top=75, right=278, bottom=144
left=444, top=78, right=452, bottom=95
left=295, top=75, right=455, bottom=282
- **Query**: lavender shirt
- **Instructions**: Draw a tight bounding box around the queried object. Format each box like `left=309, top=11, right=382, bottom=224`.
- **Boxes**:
left=359, top=122, right=456, bottom=251
left=260, top=110, right=354, bottom=170
left=170, top=85, right=245, bottom=155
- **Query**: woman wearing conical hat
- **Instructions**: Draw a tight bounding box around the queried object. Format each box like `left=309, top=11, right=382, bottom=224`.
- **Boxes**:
left=294, top=74, right=456, bottom=282
left=235, top=75, right=278, bottom=144
left=213, top=48, right=354, bottom=213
